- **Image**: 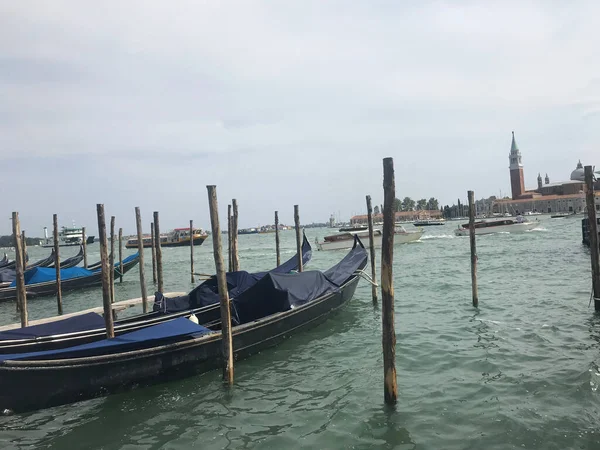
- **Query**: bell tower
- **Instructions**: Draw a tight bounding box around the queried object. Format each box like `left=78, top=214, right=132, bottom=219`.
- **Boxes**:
left=509, top=131, right=525, bottom=199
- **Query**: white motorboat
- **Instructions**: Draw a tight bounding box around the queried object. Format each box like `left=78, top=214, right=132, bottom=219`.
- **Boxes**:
left=454, top=218, right=540, bottom=236
left=317, top=226, right=423, bottom=251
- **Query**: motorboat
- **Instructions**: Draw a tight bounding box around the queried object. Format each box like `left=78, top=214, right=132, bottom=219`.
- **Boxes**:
left=454, top=217, right=540, bottom=236
left=317, top=225, right=422, bottom=251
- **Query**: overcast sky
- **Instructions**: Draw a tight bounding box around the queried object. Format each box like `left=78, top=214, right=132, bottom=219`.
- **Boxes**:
left=1, top=1, right=599, bottom=236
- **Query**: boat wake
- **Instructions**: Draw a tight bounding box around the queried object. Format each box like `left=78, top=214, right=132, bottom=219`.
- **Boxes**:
left=420, top=234, right=455, bottom=240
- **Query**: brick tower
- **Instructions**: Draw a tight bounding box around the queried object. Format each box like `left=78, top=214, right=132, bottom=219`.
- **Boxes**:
left=509, top=131, right=525, bottom=199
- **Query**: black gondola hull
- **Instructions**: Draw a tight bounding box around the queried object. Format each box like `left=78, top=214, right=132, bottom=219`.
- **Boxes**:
left=0, top=275, right=361, bottom=413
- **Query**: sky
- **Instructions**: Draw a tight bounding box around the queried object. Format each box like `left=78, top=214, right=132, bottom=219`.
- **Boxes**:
left=1, top=1, right=599, bottom=236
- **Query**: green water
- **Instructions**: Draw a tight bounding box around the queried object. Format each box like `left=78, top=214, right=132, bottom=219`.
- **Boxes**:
left=1, top=217, right=599, bottom=450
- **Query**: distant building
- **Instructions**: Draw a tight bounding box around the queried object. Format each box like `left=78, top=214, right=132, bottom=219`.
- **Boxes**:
left=493, top=132, right=600, bottom=214
left=350, top=210, right=442, bottom=225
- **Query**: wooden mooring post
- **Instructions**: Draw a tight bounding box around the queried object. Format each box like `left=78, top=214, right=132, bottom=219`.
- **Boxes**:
left=154, top=211, right=163, bottom=293
left=97, top=204, right=115, bottom=338
left=294, top=205, right=303, bottom=272
left=82, top=226, right=88, bottom=269
left=366, top=195, right=378, bottom=303
left=468, top=191, right=478, bottom=307
left=228, top=204, right=233, bottom=272
left=585, top=166, right=600, bottom=311
left=12, top=212, right=27, bottom=327
left=275, top=210, right=281, bottom=266
left=118, top=227, right=123, bottom=283
left=190, top=219, right=195, bottom=284
left=231, top=200, right=239, bottom=271
left=134, top=207, right=148, bottom=313
left=150, top=222, right=157, bottom=284
left=53, top=214, right=63, bottom=315
left=207, top=185, right=234, bottom=385
left=21, top=230, right=27, bottom=270
left=110, top=216, right=116, bottom=303
left=381, top=157, right=397, bottom=405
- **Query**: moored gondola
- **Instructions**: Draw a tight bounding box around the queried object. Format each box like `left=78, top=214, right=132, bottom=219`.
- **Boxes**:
left=0, top=237, right=366, bottom=413
left=0, top=253, right=140, bottom=302
left=47, top=245, right=84, bottom=269
left=0, top=236, right=313, bottom=353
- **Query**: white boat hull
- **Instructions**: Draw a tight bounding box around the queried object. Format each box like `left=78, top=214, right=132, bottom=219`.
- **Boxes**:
left=454, top=221, right=539, bottom=236
left=317, top=230, right=423, bottom=251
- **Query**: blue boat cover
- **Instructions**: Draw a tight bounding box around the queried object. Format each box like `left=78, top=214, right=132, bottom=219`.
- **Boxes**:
left=10, top=266, right=94, bottom=287
left=0, top=268, right=15, bottom=283
left=0, top=317, right=212, bottom=362
left=154, top=235, right=312, bottom=314
left=0, top=312, right=106, bottom=341
left=91, top=252, right=139, bottom=272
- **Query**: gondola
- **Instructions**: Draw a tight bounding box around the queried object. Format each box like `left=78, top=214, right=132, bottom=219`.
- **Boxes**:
left=0, top=251, right=59, bottom=285
left=0, top=249, right=58, bottom=274
left=0, top=236, right=367, bottom=413
left=0, top=253, right=140, bottom=302
left=0, top=253, right=8, bottom=268
left=47, top=245, right=85, bottom=269
left=0, top=235, right=313, bottom=354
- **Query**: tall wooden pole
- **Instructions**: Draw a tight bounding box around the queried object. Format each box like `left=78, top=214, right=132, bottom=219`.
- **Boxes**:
left=366, top=195, right=378, bottom=303
left=134, top=207, right=148, bottom=313
left=150, top=222, right=157, bottom=284
left=21, top=230, right=27, bottom=269
left=275, top=210, right=281, bottom=266
left=231, top=199, right=239, bottom=271
left=294, top=205, right=303, bottom=272
left=53, top=214, right=63, bottom=315
left=82, top=226, right=88, bottom=269
left=110, top=216, right=115, bottom=303
left=585, top=166, right=600, bottom=311
left=468, top=190, right=479, bottom=307
left=381, top=157, right=397, bottom=405
left=227, top=204, right=232, bottom=272
left=154, top=211, right=163, bottom=293
left=12, top=212, right=27, bottom=327
left=190, top=219, right=195, bottom=284
left=207, top=185, right=234, bottom=385
left=118, top=227, right=123, bottom=283
left=97, top=204, right=115, bottom=338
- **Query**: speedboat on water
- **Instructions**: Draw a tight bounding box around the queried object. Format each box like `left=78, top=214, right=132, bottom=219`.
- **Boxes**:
left=454, top=217, right=540, bottom=236
left=317, top=225, right=423, bottom=251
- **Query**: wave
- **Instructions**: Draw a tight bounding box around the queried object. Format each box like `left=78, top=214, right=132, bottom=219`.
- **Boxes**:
left=420, top=234, right=455, bottom=240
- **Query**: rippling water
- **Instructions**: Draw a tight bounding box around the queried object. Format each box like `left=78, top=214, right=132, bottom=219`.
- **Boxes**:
left=1, top=217, right=599, bottom=449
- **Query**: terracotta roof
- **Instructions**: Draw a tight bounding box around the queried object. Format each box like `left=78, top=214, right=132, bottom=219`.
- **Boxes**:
left=493, top=193, right=595, bottom=203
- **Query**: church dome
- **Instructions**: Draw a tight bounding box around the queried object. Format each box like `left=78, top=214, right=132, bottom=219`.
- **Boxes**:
left=570, top=160, right=584, bottom=181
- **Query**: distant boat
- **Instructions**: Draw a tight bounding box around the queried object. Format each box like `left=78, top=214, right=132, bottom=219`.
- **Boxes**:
left=238, top=228, right=259, bottom=235
left=317, top=225, right=423, bottom=251
left=126, top=228, right=207, bottom=249
left=338, top=225, right=368, bottom=232
left=413, top=218, right=446, bottom=226
left=454, top=218, right=540, bottom=236
left=550, top=212, right=575, bottom=219
left=42, top=226, right=95, bottom=248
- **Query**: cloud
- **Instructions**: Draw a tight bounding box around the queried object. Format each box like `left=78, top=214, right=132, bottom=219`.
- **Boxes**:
left=0, top=1, right=599, bottom=234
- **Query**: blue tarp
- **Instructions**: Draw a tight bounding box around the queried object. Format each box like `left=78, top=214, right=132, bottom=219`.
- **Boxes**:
left=0, top=317, right=212, bottom=362
left=10, top=266, right=94, bottom=287
left=0, top=312, right=106, bottom=341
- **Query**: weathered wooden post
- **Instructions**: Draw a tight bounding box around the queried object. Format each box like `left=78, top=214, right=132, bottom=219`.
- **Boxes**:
left=468, top=190, right=479, bottom=307
left=585, top=166, right=600, bottom=311
left=231, top=199, right=239, bottom=271
left=154, top=211, right=163, bottom=293
left=134, top=207, right=148, bottom=313
left=118, top=227, right=123, bottom=283
left=12, top=212, right=27, bottom=327
left=275, top=210, right=281, bottom=266
left=366, top=195, right=378, bottom=303
left=228, top=204, right=233, bottom=272
left=21, top=230, right=27, bottom=269
left=207, top=185, right=234, bottom=385
left=150, top=222, right=157, bottom=284
left=97, top=204, right=115, bottom=338
left=82, top=226, right=88, bottom=269
left=110, top=216, right=116, bottom=303
left=53, top=214, right=63, bottom=315
left=294, top=205, right=303, bottom=272
left=381, top=157, right=397, bottom=405
left=190, top=219, right=195, bottom=284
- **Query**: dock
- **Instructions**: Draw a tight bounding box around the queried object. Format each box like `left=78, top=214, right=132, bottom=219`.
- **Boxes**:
left=0, top=292, right=187, bottom=332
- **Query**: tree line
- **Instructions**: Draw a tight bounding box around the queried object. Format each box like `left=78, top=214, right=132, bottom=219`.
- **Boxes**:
left=0, top=235, right=42, bottom=248
left=373, top=197, right=440, bottom=215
